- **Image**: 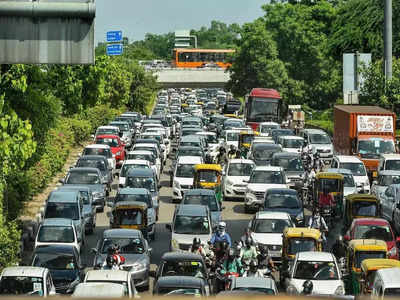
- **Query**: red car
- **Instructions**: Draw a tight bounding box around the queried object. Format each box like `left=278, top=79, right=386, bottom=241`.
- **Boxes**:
left=344, top=218, right=400, bottom=259
left=95, top=135, right=126, bottom=167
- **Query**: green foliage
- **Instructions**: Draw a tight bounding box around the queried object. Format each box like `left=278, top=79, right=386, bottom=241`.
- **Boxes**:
left=191, top=21, right=240, bottom=49
left=306, top=119, right=334, bottom=136
left=0, top=211, right=21, bottom=270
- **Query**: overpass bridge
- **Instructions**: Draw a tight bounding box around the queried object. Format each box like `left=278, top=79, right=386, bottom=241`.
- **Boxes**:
left=153, top=68, right=230, bottom=88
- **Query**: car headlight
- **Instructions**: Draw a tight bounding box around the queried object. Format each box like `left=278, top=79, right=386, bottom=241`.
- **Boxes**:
left=226, top=179, right=234, bottom=186
left=171, top=238, right=179, bottom=250
left=335, top=285, right=344, bottom=295
left=287, top=285, right=298, bottom=294
left=116, top=151, right=121, bottom=156
left=389, top=246, right=397, bottom=257
left=92, top=191, right=105, bottom=198
left=365, top=179, right=370, bottom=186
left=132, top=260, right=147, bottom=272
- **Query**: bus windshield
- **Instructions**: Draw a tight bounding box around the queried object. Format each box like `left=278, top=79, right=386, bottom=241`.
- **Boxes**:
left=247, top=98, right=280, bottom=122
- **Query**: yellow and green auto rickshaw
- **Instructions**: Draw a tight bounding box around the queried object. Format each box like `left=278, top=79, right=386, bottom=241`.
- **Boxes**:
left=344, top=239, right=387, bottom=295
left=344, top=194, right=381, bottom=229
left=193, top=164, right=223, bottom=204
left=238, top=130, right=259, bottom=159
left=313, top=172, right=344, bottom=218
left=360, top=258, right=400, bottom=294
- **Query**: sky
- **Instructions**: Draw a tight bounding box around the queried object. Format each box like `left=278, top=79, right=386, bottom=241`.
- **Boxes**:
left=95, top=0, right=268, bottom=44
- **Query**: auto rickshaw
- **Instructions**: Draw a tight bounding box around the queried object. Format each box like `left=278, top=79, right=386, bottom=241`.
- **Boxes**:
left=360, top=258, right=400, bottom=294
left=109, top=200, right=149, bottom=239
left=181, top=103, right=190, bottom=113
left=313, top=172, right=344, bottom=223
left=193, top=164, right=223, bottom=203
left=280, top=227, right=323, bottom=286
left=223, top=113, right=239, bottom=119
left=238, top=131, right=258, bottom=158
left=344, top=194, right=381, bottom=229
left=344, top=239, right=388, bottom=295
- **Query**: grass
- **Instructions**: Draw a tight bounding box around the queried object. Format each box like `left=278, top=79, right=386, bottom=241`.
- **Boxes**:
left=306, top=119, right=334, bottom=135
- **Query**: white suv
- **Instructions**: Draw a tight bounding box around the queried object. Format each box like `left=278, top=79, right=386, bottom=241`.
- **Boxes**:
left=172, top=156, right=203, bottom=203
left=331, top=155, right=370, bottom=193
left=245, top=166, right=288, bottom=213
left=223, top=159, right=255, bottom=201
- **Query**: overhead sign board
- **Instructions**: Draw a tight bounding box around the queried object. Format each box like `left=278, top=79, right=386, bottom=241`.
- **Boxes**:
left=106, top=30, right=122, bottom=42
left=106, top=43, right=123, bottom=56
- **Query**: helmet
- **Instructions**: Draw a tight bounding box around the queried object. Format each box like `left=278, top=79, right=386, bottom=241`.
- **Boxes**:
left=106, top=255, right=114, bottom=267
left=303, top=280, right=313, bottom=295
left=230, top=144, right=235, bottom=150
left=245, top=237, right=252, bottom=248
left=193, top=238, right=201, bottom=249
left=218, top=221, right=226, bottom=231
left=259, top=244, right=269, bottom=255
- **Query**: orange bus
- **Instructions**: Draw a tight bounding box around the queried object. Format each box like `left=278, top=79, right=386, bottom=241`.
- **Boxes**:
left=172, top=48, right=234, bottom=69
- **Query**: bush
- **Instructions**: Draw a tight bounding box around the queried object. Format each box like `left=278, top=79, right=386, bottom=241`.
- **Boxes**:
left=64, top=117, right=92, bottom=145
left=81, top=104, right=125, bottom=132
left=306, top=119, right=334, bottom=136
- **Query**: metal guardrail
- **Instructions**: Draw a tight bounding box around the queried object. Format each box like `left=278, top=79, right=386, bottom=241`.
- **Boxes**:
left=150, top=67, right=227, bottom=72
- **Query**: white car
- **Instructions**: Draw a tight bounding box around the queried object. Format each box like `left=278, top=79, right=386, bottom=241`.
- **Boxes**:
left=223, top=159, right=255, bottom=201
left=331, top=155, right=370, bottom=193
left=245, top=166, right=288, bottom=213
left=83, top=144, right=116, bottom=174
left=277, top=136, right=304, bottom=154
left=127, top=150, right=160, bottom=180
left=119, top=159, right=151, bottom=188
left=258, top=122, right=280, bottom=137
left=300, top=128, right=333, bottom=163
left=249, top=211, right=294, bottom=263
left=172, top=156, right=203, bottom=203
left=224, top=130, right=240, bottom=150
left=286, top=251, right=345, bottom=296
left=94, top=126, right=120, bottom=140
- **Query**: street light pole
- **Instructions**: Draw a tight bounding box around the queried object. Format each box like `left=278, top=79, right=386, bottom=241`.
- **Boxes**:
left=384, top=0, right=392, bottom=80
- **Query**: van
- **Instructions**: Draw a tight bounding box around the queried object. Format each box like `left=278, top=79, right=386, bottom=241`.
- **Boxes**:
left=172, top=156, right=203, bottom=203
left=44, top=190, right=85, bottom=250
left=378, top=154, right=400, bottom=174
left=299, top=128, right=333, bottom=163
left=372, top=267, right=400, bottom=298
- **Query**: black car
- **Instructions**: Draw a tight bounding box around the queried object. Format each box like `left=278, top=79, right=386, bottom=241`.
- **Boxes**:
left=31, top=245, right=85, bottom=294
left=250, top=143, right=283, bottom=166
left=153, top=276, right=208, bottom=296
left=75, top=155, right=112, bottom=193
left=270, top=128, right=295, bottom=144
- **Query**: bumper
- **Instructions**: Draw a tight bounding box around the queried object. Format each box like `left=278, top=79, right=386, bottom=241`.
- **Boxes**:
left=224, top=184, right=247, bottom=199
left=124, top=268, right=149, bottom=288
left=245, top=193, right=264, bottom=210
left=173, top=187, right=191, bottom=201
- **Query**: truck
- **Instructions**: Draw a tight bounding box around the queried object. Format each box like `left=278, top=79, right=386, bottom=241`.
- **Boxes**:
left=333, top=105, right=397, bottom=178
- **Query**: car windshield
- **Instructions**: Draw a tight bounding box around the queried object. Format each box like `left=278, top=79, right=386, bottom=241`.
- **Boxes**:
left=0, top=276, right=44, bottom=296
left=183, top=195, right=218, bottom=211
left=198, top=170, right=218, bottom=183
left=266, top=193, right=300, bottom=209
left=83, top=148, right=111, bottom=158
left=76, top=159, right=106, bottom=172
left=163, top=288, right=202, bottom=296
left=161, top=260, right=205, bottom=278
left=97, top=128, right=118, bottom=135
left=115, top=193, right=151, bottom=207
left=318, top=178, right=341, bottom=194
left=45, top=203, right=79, bottom=220
left=253, top=147, right=278, bottom=160
left=272, top=157, right=304, bottom=171
left=174, top=216, right=210, bottom=234
left=179, top=142, right=201, bottom=148
left=252, top=219, right=291, bottom=233
left=234, top=287, right=276, bottom=295
left=110, top=123, right=129, bottom=132
left=226, top=132, right=239, bottom=141
left=288, top=239, right=317, bottom=255
left=176, top=164, right=195, bottom=178
left=309, top=134, right=331, bottom=144
left=178, top=149, right=202, bottom=157
left=115, top=209, right=143, bottom=226
left=101, top=238, right=144, bottom=254
left=224, top=121, right=244, bottom=129
left=134, top=147, right=156, bottom=156
left=378, top=174, right=400, bottom=186
left=343, top=174, right=356, bottom=187
left=282, top=139, right=303, bottom=148
left=228, top=163, right=254, bottom=176
left=340, top=163, right=366, bottom=176
left=250, top=171, right=284, bottom=184
left=33, top=253, right=76, bottom=271
left=248, top=99, right=279, bottom=121
left=127, top=154, right=155, bottom=164
left=352, top=201, right=378, bottom=217
left=354, top=225, right=393, bottom=241
left=38, top=226, right=74, bottom=243
left=355, top=251, right=386, bottom=268
left=121, top=164, right=149, bottom=177
left=358, top=139, right=395, bottom=159
left=126, top=177, right=156, bottom=192
left=260, top=124, right=279, bottom=133
left=66, top=171, right=100, bottom=184
left=96, top=138, right=119, bottom=148
left=205, top=134, right=218, bottom=144
left=385, top=160, right=400, bottom=171
left=294, top=261, right=338, bottom=280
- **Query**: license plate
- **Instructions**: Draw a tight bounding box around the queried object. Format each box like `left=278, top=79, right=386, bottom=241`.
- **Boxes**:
left=269, top=251, right=281, bottom=257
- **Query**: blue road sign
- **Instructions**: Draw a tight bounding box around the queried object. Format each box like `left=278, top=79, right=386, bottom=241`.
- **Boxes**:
left=106, top=31, right=122, bottom=42
left=106, top=44, right=123, bottom=56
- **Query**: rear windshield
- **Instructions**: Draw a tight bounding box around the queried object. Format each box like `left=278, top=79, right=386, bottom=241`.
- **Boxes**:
left=45, top=203, right=79, bottom=220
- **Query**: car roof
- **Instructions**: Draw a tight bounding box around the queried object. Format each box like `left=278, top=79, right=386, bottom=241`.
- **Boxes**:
left=126, top=168, right=154, bottom=177
left=379, top=154, right=400, bottom=159
left=34, top=245, right=76, bottom=255
left=375, top=268, right=400, bottom=288
left=184, top=189, right=215, bottom=196
left=255, top=211, right=291, bottom=220
left=155, top=276, right=204, bottom=288
left=279, top=135, right=304, bottom=140
left=122, top=159, right=150, bottom=166
left=334, top=155, right=363, bottom=163
left=253, top=143, right=281, bottom=149
left=57, top=185, right=91, bottom=192
left=48, top=190, right=78, bottom=203
left=127, top=150, right=153, bottom=155
left=272, top=152, right=300, bottom=158
left=95, top=134, right=119, bottom=139
left=118, top=188, right=150, bottom=195
left=253, top=166, right=283, bottom=172
left=85, top=270, right=129, bottom=282
left=297, top=251, right=335, bottom=261
left=266, top=188, right=298, bottom=195
left=177, top=146, right=202, bottom=150
left=301, top=128, right=328, bottom=135
left=41, top=218, right=74, bottom=226
left=73, top=283, right=125, bottom=297
left=180, top=135, right=202, bottom=142
left=69, top=167, right=100, bottom=173
left=79, top=155, right=107, bottom=161
left=326, top=168, right=353, bottom=175
left=228, top=159, right=255, bottom=164
left=134, top=143, right=157, bottom=148
left=102, top=229, right=141, bottom=239
left=1, top=266, right=47, bottom=278
left=161, top=252, right=204, bottom=262
left=85, top=144, right=111, bottom=149
left=177, top=156, right=203, bottom=164
left=176, top=204, right=208, bottom=216
left=232, top=277, right=276, bottom=289
left=352, top=217, right=390, bottom=226
left=378, top=170, right=400, bottom=176
left=97, top=126, right=119, bottom=131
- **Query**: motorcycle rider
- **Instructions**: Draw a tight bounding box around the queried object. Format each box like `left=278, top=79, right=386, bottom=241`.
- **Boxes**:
left=189, top=237, right=207, bottom=257
left=239, top=228, right=255, bottom=247
left=239, top=237, right=258, bottom=265
left=257, top=244, right=276, bottom=275
left=331, top=235, right=347, bottom=260
left=227, top=145, right=237, bottom=159
left=308, top=208, right=328, bottom=246
left=220, top=248, right=244, bottom=276
left=243, top=259, right=264, bottom=277
left=103, top=254, right=119, bottom=270
left=210, top=221, right=232, bottom=247
left=216, top=146, right=227, bottom=165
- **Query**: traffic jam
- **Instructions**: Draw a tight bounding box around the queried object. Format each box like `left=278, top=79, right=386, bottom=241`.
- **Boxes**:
left=1, top=87, right=400, bottom=298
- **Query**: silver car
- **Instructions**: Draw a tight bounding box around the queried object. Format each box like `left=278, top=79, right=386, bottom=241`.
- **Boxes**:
left=92, top=229, right=151, bottom=290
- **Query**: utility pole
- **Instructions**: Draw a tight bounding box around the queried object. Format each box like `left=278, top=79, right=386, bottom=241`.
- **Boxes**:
left=384, top=0, right=392, bottom=80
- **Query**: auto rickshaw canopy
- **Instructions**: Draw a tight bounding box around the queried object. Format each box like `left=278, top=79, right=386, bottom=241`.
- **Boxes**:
left=361, top=258, right=400, bottom=273
left=194, top=164, right=222, bottom=173
left=283, top=227, right=322, bottom=240
left=348, top=239, right=387, bottom=252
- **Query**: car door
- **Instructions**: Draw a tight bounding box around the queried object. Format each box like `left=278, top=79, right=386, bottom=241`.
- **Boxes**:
left=382, top=186, right=395, bottom=221
left=392, top=188, right=400, bottom=231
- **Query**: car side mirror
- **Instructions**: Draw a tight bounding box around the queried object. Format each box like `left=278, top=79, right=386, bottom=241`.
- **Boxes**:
left=221, top=206, right=226, bottom=210
left=243, top=179, right=249, bottom=183
left=148, top=248, right=153, bottom=254
left=59, top=178, right=65, bottom=184
left=166, top=224, right=171, bottom=231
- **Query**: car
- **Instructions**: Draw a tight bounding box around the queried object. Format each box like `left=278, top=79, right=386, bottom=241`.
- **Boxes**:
left=270, top=128, right=295, bottom=144
left=166, top=205, right=212, bottom=251
left=94, top=134, right=126, bottom=168
left=72, top=282, right=126, bottom=298
left=172, top=156, right=203, bottom=203
left=182, top=189, right=223, bottom=228
left=0, top=266, right=56, bottom=297
left=331, top=155, right=370, bottom=193
left=31, top=245, right=85, bottom=294
left=245, top=166, right=288, bottom=213
left=109, top=121, right=133, bottom=148
left=91, top=229, right=151, bottom=290
left=263, top=188, right=304, bottom=226
left=285, top=251, right=345, bottom=295
left=270, top=152, right=305, bottom=188
left=376, top=183, right=400, bottom=232
left=249, top=143, right=282, bottom=166
left=223, top=159, right=255, bottom=201
left=326, top=168, right=358, bottom=197
left=82, top=144, right=116, bottom=174
left=299, top=128, right=333, bottom=163
left=248, top=211, right=294, bottom=263
left=179, top=135, right=205, bottom=149
left=344, top=218, right=400, bottom=260
left=75, top=155, right=112, bottom=194
left=224, top=129, right=240, bottom=150
left=153, top=276, right=208, bottom=296
left=126, top=150, right=159, bottom=180
left=371, top=170, right=400, bottom=198
left=35, top=218, right=80, bottom=253
left=61, top=167, right=106, bottom=213
left=258, top=122, right=280, bottom=137
left=94, top=125, right=120, bottom=139
left=277, top=136, right=305, bottom=154
left=378, top=154, right=400, bottom=173
left=84, top=270, right=137, bottom=298
left=111, top=188, right=156, bottom=238
left=119, top=159, right=151, bottom=188
left=230, top=276, right=278, bottom=295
